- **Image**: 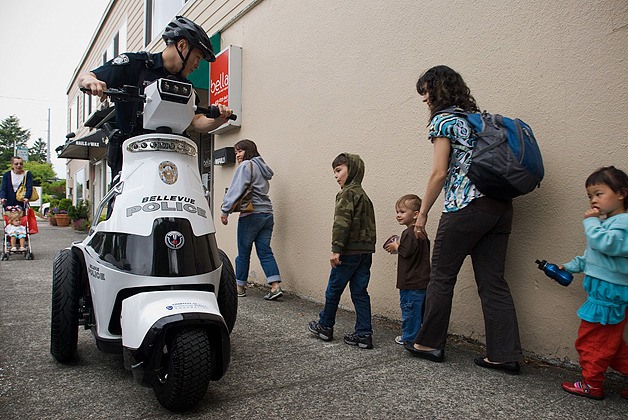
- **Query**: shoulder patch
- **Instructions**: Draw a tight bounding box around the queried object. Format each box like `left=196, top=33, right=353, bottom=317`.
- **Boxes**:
left=112, top=54, right=130, bottom=66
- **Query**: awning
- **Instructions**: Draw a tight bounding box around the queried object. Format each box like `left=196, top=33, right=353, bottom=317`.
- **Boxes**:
left=84, top=105, right=115, bottom=128
left=56, top=129, right=107, bottom=160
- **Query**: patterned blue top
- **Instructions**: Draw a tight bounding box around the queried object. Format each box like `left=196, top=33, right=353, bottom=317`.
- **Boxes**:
left=428, top=113, right=483, bottom=212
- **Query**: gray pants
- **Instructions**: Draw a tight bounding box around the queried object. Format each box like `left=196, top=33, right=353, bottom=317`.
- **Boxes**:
left=414, top=197, right=523, bottom=362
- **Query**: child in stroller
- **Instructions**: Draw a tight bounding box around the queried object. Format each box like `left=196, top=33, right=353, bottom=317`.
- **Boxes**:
left=5, top=205, right=27, bottom=252
left=2, top=204, right=34, bottom=260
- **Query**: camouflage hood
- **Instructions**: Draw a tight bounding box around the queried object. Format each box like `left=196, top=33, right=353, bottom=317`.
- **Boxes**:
left=342, top=153, right=365, bottom=188
left=332, top=153, right=376, bottom=254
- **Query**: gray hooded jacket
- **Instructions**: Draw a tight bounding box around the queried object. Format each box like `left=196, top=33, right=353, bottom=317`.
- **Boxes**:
left=221, top=156, right=274, bottom=215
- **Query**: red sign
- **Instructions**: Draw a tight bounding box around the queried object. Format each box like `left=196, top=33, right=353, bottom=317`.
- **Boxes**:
left=210, top=49, right=229, bottom=106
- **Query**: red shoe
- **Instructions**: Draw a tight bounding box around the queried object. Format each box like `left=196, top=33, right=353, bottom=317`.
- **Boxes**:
left=561, top=380, right=604, bottom=400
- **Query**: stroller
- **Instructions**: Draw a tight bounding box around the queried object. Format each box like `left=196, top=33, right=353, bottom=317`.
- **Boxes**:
left=1, top=202, right=35, bottom=260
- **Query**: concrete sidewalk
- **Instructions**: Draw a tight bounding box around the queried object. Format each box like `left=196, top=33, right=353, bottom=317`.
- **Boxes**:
left=0, top=221, right=625, bottom=419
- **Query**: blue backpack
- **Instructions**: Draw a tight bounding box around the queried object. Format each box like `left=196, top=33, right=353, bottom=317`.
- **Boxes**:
left=441, top=108, right=544, bottom=200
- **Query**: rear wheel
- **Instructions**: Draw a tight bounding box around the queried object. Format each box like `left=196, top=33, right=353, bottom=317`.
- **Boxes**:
left=50, top=249, right=81, bottom=362
left=217, top=249, right=237, bottom=333
left=153, top=327, right=212, bottom=411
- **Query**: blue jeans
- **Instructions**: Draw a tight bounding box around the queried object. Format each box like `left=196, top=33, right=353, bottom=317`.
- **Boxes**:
left=319, top=253, right=373, bottom=336
left=400, top=289, right=426, bottom=343
left=236, top=213, right=281, bottom=287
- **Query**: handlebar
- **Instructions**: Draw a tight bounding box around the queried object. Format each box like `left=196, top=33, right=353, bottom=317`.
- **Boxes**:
left=81, top=85, right=237, bottom=120
left=196, top=105, right=237, bottom=121
left=80, top=86, right=145, bottom=103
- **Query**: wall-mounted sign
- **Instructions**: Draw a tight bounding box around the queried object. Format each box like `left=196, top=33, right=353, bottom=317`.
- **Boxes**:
left=213, top=147, right=235, bottom=165
left=209, top=45, right=242, bottom=134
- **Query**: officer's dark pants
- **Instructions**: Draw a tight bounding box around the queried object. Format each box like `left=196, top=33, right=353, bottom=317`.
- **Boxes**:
left=106, top=141, right=123, bottom=218
left=414, top=197, right=523, bottom=362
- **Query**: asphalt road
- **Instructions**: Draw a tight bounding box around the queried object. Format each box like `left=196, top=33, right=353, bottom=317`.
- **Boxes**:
left=0, top=220, right=625, bottom=419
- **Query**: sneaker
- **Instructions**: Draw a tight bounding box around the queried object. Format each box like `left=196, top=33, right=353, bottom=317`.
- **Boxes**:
left=237, top=285, right=246, bottom=297
left=264, top=287, right=283, bottom=301
left=10, top=247, right=17, bottom=252
left=344, top=332, right=373, bottom=349
left=395, top=336, right=405, bottom=345
left=308, top=320, right=333, bottom=341
left=19, top=247, right=26, bottom=252
left=561, top=380, right=604, bottom=400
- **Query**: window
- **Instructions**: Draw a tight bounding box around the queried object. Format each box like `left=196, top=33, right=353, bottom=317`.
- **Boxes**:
left=102, top=22, right=127, bottom=64
left=145, top=0, right=188, bottom=46
left=74, top=168, right=86, bottom=204
left=68, top=96, right=80, bottom=131
left=75, top=96, right=80, bottom=129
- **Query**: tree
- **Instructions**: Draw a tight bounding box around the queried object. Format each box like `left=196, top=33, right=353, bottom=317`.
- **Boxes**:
left=1, top=161, right=56, bottom=186
left=44, top=179, right=66, bottom=199
left=0, top=115, right=30, bottom=163
left=30, top=137, right=48, bottom=163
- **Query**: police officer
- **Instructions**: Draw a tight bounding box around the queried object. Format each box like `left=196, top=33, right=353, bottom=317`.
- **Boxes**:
left=78, top=16, right=233, bottom=178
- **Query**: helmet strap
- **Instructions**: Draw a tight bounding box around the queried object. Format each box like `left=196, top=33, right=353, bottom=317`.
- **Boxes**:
left=175, top=40, right=194, bottom=78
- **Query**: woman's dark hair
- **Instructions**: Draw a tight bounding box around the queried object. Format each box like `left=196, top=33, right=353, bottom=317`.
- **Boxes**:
left=585, top=166, right=628, bottom=206
left=234, top=139, right=260, bottom=161
left=416, top=65, right=479, bottom=118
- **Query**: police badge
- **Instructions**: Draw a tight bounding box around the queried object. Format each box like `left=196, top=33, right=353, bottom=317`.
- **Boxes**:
left=159, top=161, right=178, bottom=185
left=112, top=54, right=130, bottom=65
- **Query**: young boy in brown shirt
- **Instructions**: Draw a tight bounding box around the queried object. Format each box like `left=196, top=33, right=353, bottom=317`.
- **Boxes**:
left=384, top=194, right=430, bottom=345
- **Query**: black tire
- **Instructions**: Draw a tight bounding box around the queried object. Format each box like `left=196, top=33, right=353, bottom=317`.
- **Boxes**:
left=0, top=253, right=8, bottom=261
left=153, top=327, right=212, bottom=411
left=50, top=249, right=81, bottom=363
left=217, top=249, right=237, bottom=333
left=25, top=252, right=34, bottom=260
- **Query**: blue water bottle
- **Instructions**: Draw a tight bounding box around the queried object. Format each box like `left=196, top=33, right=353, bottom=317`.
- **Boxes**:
left=535, top=259, right=573, bottom=287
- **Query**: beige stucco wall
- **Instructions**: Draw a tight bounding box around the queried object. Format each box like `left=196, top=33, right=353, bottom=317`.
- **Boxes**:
left=210, top=0, right=628, bottom=362
left=67, top=0, right=627, bottom=362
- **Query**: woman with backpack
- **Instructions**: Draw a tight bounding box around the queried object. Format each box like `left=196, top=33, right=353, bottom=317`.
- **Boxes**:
left=405, top=65, right=523, bottom=374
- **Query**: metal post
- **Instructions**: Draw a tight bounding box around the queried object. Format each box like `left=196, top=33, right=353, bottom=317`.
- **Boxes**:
left=47, top=108, right=51, bottom=163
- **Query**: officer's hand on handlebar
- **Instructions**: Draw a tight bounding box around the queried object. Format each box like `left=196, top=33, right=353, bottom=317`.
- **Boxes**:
left=81, top=75, right=108, bottom=101
left=213, top=104, right=233, bottom=122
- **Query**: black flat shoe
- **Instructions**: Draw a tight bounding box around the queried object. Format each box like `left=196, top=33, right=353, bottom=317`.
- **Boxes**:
left=404, top=343, right=444, bottom=362
left=474, top=357, right=520, bottom=375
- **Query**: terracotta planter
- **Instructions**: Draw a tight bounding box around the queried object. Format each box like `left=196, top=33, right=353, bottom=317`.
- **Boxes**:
left=49, top=215, right=57, bottom=226
left=55, top=214, right=71, bottom=227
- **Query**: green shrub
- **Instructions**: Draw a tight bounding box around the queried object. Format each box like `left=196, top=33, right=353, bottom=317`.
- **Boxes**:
left=58, top=198, right=72, bottom=212
left=68, top=200, right=90, bottom=221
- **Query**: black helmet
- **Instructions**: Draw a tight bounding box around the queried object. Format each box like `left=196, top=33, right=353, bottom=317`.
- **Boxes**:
left=162, top=16, right=215, bottom=62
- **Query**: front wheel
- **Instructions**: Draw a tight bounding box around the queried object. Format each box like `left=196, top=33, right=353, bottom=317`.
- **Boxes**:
left=50, top=249, right=82, bottom=362
left=153, top=327, right=212, bottom=411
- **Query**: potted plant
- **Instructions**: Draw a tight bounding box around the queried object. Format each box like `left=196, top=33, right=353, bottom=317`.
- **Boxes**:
left=54, top=198, right=73, bottom=227
left=69, top=200, right=90, bottom=231
left=49, top=199, right=60, bottom=226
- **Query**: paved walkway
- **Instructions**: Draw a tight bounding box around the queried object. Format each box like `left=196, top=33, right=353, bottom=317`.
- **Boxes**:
left=0, top=220, right=625, bottom=418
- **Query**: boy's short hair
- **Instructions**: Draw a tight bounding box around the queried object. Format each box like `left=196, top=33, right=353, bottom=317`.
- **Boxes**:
left=332, top=153, right=348, bottom=169
left=396, top=194, right=422, bottom=212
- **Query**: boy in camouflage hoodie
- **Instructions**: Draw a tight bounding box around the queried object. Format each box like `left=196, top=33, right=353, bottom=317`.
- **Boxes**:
left=308, top=153, right=377, bottom=349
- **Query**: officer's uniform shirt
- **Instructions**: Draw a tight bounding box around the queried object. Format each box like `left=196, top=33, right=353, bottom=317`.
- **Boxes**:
left=91, top=52, right=190, bottom=136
